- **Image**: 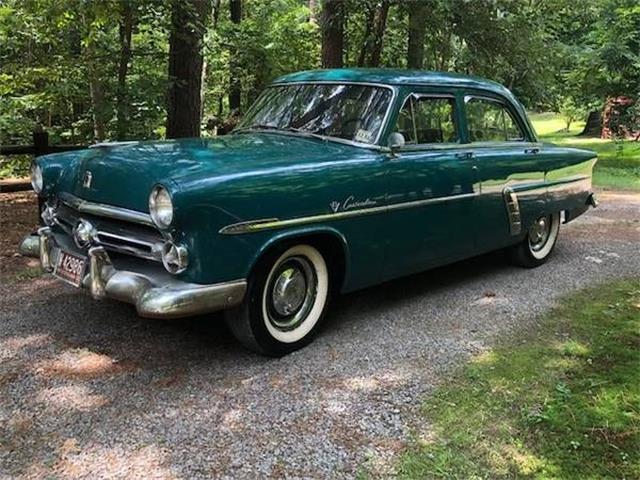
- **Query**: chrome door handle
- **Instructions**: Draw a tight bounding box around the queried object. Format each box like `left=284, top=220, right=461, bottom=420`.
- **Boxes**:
left=455, top=151, right=474, bottom=159
left=525, top=147, right=540, bottom=154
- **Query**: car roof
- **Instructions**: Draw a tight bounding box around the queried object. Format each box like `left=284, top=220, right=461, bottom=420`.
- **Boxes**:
left=272, top=68, right=511, bottom=97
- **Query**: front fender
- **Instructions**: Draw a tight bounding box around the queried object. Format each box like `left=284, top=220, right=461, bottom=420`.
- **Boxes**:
left=248, top=225, right=352, bottom=292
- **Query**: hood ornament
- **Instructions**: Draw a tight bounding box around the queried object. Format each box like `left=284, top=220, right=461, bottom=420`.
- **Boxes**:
left=83, top=171, right=92, bottom=189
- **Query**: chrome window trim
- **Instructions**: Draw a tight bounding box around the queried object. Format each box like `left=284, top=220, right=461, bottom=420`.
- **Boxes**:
left=233, top=81, right=398, bottom=147
left=220, top=192, right=478, bottom=235
left=469, top=141, right=543, bottom=150
left=58, top=192, right=154, bottom=227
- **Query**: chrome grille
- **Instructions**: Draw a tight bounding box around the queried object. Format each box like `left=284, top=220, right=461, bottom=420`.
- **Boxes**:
left=54, top=198, right=164, bottom=262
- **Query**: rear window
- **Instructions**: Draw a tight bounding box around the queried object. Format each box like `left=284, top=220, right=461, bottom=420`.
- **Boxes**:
left=466, top=98, right=525, bottom=142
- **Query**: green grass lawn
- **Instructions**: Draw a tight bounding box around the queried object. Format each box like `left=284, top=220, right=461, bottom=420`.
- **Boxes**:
left=530, top=112, right=640, bottom=191
left=398, top=279, right=640, bottom=479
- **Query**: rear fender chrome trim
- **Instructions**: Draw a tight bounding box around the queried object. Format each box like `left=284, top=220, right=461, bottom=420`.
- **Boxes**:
left=502, top=187, right=522, bottom=236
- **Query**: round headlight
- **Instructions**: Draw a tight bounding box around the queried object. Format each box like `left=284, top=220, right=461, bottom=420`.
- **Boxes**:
left=149, top=185, right=173, bottom=229
left=31, top=163, right=43, bottom=194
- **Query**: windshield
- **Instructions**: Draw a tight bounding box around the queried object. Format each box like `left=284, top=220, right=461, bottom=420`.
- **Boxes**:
left=235, top=83, right=393, bottom=145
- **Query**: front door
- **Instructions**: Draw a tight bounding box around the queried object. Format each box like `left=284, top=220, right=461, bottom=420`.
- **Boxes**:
left=382, top=91, right=479, bottom=278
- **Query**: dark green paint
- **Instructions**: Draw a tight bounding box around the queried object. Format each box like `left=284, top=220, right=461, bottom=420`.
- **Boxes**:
left=36, top=69, right=597, bottom=290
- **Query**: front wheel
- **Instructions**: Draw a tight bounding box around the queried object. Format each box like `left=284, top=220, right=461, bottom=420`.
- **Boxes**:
left=225, top=244, right=330, bottom=356
left=509, top=212, right=561, bottom=268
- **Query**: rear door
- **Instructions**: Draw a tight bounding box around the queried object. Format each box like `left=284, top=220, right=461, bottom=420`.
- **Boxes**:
left=382, top=89, right=479, bottom=278
left=464, top=95, right=549, bottom=251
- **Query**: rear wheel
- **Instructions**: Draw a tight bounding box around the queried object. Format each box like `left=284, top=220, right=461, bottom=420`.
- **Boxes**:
left=509, top=212, right=561, bottom=267
left=225, top=244, right=330, bottom=356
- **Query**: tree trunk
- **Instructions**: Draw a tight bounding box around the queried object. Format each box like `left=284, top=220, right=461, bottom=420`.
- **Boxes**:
left=116, top=0, right=135, bottom=140
left=88, top=70, right=107, bottom=142
left=86, top=37, right=108, bottom=142
left=580, top=110, right=602, bottom=137
left=81, top=7, right=109, bottom=142
left=166, top=0, right=210, bottom=139
left=358, top=6, right=376, bottom=67
left=320, top=0, right=344, bottom=68
left=369, top=1, right=389, bottom=67
left=359, top=1, right=389, bottom=67
left=407, top=1, right=428, bottom=69
left=228, top=0, right=242, bottom=113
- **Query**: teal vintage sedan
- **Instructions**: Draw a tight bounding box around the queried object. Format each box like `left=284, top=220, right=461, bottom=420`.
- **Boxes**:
left=21, top=69, right=598, bottom=355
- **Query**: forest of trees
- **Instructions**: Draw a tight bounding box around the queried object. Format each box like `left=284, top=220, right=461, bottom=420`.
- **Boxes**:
left=0, top=0, right=638, bottom=145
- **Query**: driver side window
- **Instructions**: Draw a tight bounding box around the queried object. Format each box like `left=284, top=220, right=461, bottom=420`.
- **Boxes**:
left=395, top=95, right=457, bottom=145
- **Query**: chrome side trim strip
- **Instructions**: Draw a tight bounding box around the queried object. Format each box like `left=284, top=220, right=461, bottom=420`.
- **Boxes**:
left=220, top=174, right=591, bottom=236
left=59, top=192, right=154, bottom=227
left=220, top=192, right=478, bottom=235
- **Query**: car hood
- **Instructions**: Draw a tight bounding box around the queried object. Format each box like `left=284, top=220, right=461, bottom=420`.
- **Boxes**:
left=54, top=133, right=354, bottom=212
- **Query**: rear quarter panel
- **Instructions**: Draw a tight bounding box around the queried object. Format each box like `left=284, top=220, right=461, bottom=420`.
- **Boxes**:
left=543, top=144, right=597, bottom=213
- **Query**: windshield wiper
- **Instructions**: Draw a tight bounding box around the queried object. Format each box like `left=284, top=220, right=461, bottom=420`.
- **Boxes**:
left=234, top=123, right=282, bottom=133
left=285, top=126, right=326, bottom=141
left=234, top=124, right=326, bottom=141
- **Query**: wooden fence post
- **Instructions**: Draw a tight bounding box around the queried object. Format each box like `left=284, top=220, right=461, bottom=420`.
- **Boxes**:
left=33, top=125, right=49, bottom=157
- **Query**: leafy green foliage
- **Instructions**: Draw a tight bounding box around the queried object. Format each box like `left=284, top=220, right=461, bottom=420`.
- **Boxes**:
left=0, top=0, right=637, bottom=148
left=398, top=279, right=640, bottom=479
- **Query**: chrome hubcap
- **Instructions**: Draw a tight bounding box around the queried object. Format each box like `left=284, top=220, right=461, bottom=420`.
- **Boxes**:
left=529, top=216, right=551, bottom=252
left=272, top=267, right=307, bottom=316
left=267, top=256, right=317, bottom=331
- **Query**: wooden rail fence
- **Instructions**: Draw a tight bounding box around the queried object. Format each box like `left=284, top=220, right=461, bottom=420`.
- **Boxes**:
left=0, top=128, right=86, bottom=193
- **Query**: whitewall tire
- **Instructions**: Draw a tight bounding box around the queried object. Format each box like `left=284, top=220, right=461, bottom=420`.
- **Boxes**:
left=509, top=212, right=561, bottom=267
left=225, top=244, right=331, bottom=356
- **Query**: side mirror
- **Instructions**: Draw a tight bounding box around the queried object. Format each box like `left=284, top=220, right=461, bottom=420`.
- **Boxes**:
left=388, top=132, right=405, bottom=152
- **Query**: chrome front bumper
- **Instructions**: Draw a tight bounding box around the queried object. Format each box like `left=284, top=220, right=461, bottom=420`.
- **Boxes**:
left=19, top=229, right=247, bottom=319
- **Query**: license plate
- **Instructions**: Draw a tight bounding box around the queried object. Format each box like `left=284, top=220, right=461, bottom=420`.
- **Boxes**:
left=54, top=250, right=87, bottom=287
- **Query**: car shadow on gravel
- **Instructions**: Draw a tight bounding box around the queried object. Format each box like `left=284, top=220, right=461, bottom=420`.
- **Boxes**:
left=327, top=249, right=510, bottom=327
left=4, top=247, right=513, bottom=363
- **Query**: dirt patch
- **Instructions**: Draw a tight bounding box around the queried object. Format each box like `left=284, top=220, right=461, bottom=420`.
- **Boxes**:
left=34, top=349, right=139, bottom=380
left=0, top=191, right=39, bottom=278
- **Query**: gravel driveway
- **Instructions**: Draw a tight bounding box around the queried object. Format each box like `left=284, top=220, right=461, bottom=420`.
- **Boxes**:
left=1, top=191, right=638, bottom=479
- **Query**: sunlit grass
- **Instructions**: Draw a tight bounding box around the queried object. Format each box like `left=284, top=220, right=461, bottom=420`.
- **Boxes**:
left=397, top=279, right=640, bottom=479
left=530, top=112, right=585, bottom=137
left=530, top=112, right=640, bottom=191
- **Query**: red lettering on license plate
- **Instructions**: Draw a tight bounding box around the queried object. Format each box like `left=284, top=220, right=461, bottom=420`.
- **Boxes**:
left=54, top=250, right=87, bottom=287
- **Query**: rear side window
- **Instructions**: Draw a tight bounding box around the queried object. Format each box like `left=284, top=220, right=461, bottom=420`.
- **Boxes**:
left=395, top=96, right=457, bottom=145
left=466, top=98, right=524, bottom=142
